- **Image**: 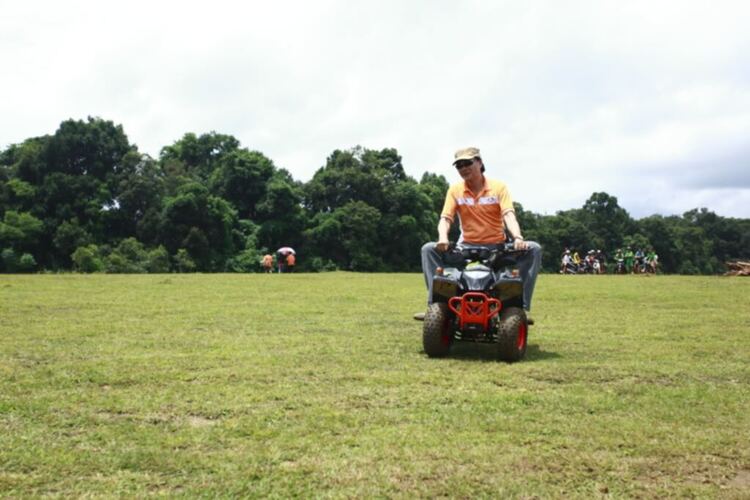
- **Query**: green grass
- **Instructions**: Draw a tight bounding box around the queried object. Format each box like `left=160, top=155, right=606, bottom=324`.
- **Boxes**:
left=1, top=273, right=749, bottom=497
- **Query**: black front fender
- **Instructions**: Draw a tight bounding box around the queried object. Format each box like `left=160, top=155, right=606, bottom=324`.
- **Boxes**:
left=432, top=275, right=459, bottom=302
left=493, top=278, right=523, bottom=302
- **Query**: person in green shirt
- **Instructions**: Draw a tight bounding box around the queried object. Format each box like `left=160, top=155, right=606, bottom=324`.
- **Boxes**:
left=614, top=248, right=625, bottom=274
left=645, top=248, right=658, bottom=273
left=624, top=247, right=635, bottom=274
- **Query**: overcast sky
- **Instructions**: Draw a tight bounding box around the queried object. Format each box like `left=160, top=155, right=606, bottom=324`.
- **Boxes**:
left=2, top=1, right=749, bottom=218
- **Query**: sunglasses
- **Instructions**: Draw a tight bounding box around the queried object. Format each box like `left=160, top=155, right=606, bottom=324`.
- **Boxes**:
left=454, top=159, right=474, bottom=169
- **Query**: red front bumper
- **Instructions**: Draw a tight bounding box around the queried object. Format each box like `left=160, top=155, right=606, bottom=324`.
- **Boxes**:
left=448, top=292, right=502, bottom=332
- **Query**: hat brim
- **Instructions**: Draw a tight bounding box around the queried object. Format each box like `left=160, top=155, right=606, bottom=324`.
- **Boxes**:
left=452, top=154, right=481, bottom=165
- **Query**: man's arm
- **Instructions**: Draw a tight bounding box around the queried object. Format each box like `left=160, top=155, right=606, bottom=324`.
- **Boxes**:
left=503, top=210, right=529, bottom=250
left=436, top=217, right=451, bottom=252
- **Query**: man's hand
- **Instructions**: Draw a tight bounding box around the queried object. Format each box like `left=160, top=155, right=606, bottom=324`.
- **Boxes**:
left=504, top=212, right=528, bottom=251
left=513, top=237, right=529, bottom=251
left=436, top=240, right=451, bottom=253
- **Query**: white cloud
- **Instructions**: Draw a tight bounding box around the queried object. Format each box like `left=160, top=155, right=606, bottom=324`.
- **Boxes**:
left=2, top=0, right=750, bottom=217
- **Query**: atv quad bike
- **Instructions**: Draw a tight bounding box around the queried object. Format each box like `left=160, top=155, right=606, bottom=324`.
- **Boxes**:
left=422, top=243, right=529, bottom=362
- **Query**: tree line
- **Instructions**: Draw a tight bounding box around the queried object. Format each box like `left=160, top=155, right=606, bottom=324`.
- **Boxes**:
left=1, top=117, right=748, bottom=274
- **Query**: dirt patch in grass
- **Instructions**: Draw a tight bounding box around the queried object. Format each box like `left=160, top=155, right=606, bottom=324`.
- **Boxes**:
left=728, top=469, right=750, bottom=488
left=186, top=415, right=218, bottom=428
left=95, top=411, right=218, bottom=428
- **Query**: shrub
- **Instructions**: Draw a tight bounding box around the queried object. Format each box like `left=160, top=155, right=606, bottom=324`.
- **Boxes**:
left=18, top=253, right=37, bottom=272
left=146, top=246, right=170, bottom=273
left=1, top=250, right=38, bottom=273
left=72, top=245, right=104, bottom=273
left=305, top=257, right=337, bottom=273
left=105, top=253, right=142, bottom=273
left=103, top=238, right=159, bottom=273
left=1, top=248, right=17, bottom=272
left=174, top=249, right=196, bottom=273
left=225, top=248, right=262, bottom=272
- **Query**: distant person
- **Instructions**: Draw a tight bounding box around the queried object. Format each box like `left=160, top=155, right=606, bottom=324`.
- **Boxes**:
left=261, top=253, right=274, bottom=273
left=614, top=248, right=625, bottom=274
left=645, top=248, right=658, bottom=273
left=624, top=247, right=634, bottom=274
left=286, top=253, right=296, bottom=273
left=584, top=250, right=596, bottom=273
left=634, top=248, right=645, bottom=273
left=596, top=249, right=607, bottom=273
left=277, top=252, right=287, bottom=273
left=560, top=249, right=572, bottom=273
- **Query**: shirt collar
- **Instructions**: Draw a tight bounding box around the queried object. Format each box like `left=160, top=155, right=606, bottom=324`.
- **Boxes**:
left=462, top=177, right=488, bottom=197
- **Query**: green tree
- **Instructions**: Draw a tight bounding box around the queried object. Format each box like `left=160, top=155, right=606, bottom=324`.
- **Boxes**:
left=6, top=137, right=48, bottom=186
left=379, top=180, right=435, bottom=270
left=2, top=178, right=36, bottom=212
left=159, top=183, right=238, bottom=271
left=107, top=152, right=165, bottom=243
left=418, top=172, right=449, bottom=215
left=306, top=201, right=382, bottom=271
left=226, top=219, right=262, bottom=273
left=256, top=171, right=307, bottom=252
left=581, top=192, right=634, bottom=251
left=636, top=215, right=679, bottom=273
left=673, top=214, right=716, bottom=274
left=304, top=212, right=343, bottom=266
left=53, top=219, right=92, bottom=264
left=159, top=132, right=240, bottom=181
left=0, top=211, right=44, bottom=252
left=304, top=147, right=402, bottom=213
left=2, top=118, right=136, bottom=268
left=45, top=117, right=133, bottom=180
left=303, top=146, right=434, bottom=270
left=208, top=149, right=275, bottom=219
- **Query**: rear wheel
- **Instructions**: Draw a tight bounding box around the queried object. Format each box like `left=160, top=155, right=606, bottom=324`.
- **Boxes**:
left=423, top=303, right=452, bottom=357
left=496, top=307, right=528, bottom=362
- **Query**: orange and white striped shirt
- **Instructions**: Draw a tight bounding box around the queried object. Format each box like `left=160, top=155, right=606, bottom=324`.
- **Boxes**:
left=441, top=178, right=514, bottom=244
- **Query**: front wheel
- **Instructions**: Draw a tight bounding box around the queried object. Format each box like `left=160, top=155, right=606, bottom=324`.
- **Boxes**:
left=423, top=303, right=452, bottom=358
left=496, top=307, right=528, bottom=362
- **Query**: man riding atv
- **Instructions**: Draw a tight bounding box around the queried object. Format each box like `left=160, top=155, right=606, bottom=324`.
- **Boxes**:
left=416, top=147, right=542, bottom=331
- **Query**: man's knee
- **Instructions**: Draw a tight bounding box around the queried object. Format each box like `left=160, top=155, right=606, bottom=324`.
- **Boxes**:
left=422, top=241, right=439, bottom=259
left=517, top=241, right=542, bottom=268
left=526, top=241, right=542, bottom=258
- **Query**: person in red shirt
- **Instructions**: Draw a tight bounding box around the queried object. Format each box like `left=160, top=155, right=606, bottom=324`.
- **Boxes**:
left=261, top=253, right=274, bottom=273
left=285, top=253, right=296, bottom=272
left=418, top=147, right=542, bottom=320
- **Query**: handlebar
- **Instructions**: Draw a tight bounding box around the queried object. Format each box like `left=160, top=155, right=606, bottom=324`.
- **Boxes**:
left=444, top=241, right=526, bottom=270
left=447, top=241, right=523, bottom=253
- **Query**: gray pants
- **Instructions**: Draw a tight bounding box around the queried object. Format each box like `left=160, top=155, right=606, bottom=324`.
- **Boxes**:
left=421, top=241, right=542, bottom=310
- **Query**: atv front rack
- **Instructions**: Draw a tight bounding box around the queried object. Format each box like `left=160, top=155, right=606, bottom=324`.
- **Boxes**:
left=448, top=292, right=502, bottom=333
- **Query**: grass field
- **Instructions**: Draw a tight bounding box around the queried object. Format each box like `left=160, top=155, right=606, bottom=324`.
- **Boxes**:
left=1, top=272, right=749, bottom=498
